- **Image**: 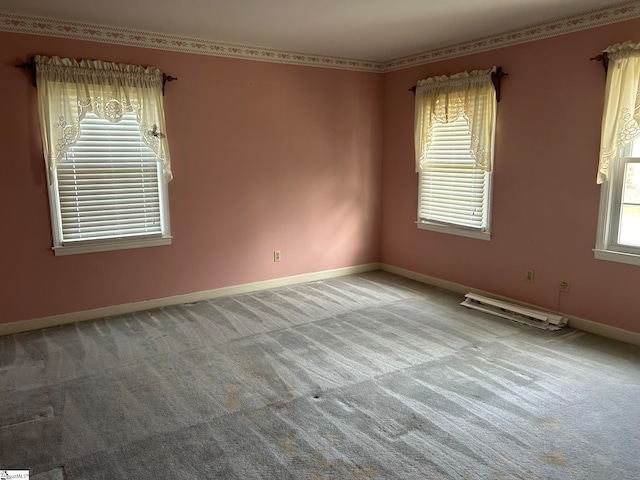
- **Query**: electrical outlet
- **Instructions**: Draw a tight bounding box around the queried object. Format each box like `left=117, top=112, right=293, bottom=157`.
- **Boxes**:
left=525, top=269, right=535, bottom=282
left=560, top=277, right=570, bottom=293
left=274, top=250, right=281, bottom=262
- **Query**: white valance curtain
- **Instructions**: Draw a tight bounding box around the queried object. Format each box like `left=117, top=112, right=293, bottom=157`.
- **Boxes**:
left=34, top=55, right=172, bottom=182
left=414, top=67, right=497, bottom=173
left=597, top=42, right=640, bottom=184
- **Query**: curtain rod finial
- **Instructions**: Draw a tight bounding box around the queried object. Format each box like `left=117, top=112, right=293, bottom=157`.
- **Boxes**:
left=590, top=52, right=609, bottom=73
left=15, top=60, right=36, bottom=86
left=162, top=74, right=178, bottom=96
left=491, top=67, right=508, bottom=102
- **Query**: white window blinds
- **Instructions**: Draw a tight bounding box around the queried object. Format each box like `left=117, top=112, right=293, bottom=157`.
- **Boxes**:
left=54, top=112, right=163, bottom=243
left=418, top=117, right=489, bottom=229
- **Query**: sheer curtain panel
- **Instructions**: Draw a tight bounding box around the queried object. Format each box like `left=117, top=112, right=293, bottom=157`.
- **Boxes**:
left=34, top=55, right=172, bottom=183
left=598, top=41, right=640, bottom=184
left=414, top=67, right=496, bottom=173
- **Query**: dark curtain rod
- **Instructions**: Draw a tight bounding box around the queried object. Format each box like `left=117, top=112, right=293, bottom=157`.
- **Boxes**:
left=590, top=52, right=609, bottom=74
left=14, top=58, right=177, bottom=95
left=408, top=67, right=508, bottom=102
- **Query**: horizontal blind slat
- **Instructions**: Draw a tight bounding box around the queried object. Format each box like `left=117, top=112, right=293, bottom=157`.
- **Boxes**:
left=419, top=117, right=487, bottom=229
left=62, top=218, right=160, bottom=230
left=62, top=214, right=159, bottom=226
left=55, top=112, right=164, bottom=242
left=63, top=229, right=161, bottom=241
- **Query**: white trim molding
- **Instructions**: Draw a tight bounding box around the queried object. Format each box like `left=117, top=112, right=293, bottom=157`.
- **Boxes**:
left=0, top=263, right=381, bottom=337
left=2, top=1, right=640, bottom=73
left=594, top=248, right=640, bottom=266
left=381, top=264, right=640, bottom=347
left=3, top=262, right=639, bottom=347
left=417, top=221, right=491, bottom=241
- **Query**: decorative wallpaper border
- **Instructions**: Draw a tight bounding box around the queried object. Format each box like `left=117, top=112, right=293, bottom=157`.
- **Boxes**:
left=384, top=0, right=640, bottom=71
left=0, top=13, right=386, bottom=72
left=2, top=1, right=640, bottom=73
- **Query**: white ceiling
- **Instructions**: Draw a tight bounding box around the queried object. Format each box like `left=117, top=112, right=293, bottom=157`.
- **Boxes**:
left=0, top=0, right=630, bottom=61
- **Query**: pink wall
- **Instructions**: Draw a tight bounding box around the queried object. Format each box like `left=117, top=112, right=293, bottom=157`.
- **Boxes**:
left=381, top=19, right=640, bottom=334
left=0, top=32, right=383, bottom=324
left=3, top=17, right=640, bottom=335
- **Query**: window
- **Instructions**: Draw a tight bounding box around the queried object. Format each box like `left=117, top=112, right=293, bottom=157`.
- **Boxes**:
left=414, top=68, right=497, bottom=240
left=594, top=42, right=640, bottom=266
left=418, top=117, right=491, bottom=237
left=50, top=112, right=170, bottom=254
left=34, top=55, right=173, bottom=255
left=595, top=138, right=640, bottom=265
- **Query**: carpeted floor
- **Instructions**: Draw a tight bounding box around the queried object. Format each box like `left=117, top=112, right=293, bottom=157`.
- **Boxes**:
left=1, top=271, right=639, bottom=479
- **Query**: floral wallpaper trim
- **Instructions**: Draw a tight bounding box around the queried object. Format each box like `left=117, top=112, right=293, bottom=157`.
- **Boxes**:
left=2, top=1, right=640, bottom=73
left=0, top=13, right=385, bottom=72
left=384, top=1, right=640, bottom=72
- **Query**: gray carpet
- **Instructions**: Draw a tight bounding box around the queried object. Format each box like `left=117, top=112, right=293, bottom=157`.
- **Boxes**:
left=1, top=271, right=639, bottom=479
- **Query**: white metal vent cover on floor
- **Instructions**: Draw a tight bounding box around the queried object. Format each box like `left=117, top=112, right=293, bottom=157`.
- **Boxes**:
left=461, top=293, right=568, bottom=330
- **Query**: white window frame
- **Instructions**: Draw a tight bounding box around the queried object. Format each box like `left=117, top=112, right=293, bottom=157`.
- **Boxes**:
left=416, top=117, right=493, bottom=241
left=594, top=141, right=640, bottom=266
left=47, top=113, right=172, bottom=256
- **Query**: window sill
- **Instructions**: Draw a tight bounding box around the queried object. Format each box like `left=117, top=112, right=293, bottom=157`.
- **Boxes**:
left=53, top=236, right=172, bottom=256
left=593, top=248, right=640, bottom=267
left=417, top=221, right=490, bottom=241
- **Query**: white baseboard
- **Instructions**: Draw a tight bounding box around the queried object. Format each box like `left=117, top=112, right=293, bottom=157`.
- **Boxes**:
left=0, top=263, right=381, bottom=337
left=5, top=261, right=639, bottom=347
left=381, top=264, right=640, bottom=347
left=381, top=264, right=471, bottom=295
left=563, top=315, right=640, bottom=346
